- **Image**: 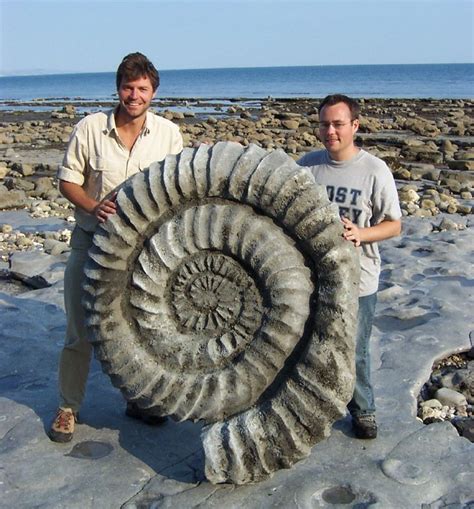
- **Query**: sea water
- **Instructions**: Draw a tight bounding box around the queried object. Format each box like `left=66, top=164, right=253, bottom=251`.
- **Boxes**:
left=0, top=64, right=472, bottom=104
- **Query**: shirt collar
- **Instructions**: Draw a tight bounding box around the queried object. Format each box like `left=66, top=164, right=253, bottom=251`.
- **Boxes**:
left=104, top=107, right=151, bottom=136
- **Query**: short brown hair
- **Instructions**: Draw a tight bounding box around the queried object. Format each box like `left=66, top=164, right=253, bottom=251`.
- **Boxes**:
left=318, top=94, right=360, bottom=120
left=116, top=52, right=160, bottom=91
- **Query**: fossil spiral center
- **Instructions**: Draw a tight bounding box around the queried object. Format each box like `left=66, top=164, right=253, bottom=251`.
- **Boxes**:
left=188, top=274, right=223, bottom=310
left=169, top=252, right=261, bottom=334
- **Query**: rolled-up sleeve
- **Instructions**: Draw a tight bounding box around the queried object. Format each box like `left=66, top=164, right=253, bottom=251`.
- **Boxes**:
left=57, top=120, right=89, bottom=185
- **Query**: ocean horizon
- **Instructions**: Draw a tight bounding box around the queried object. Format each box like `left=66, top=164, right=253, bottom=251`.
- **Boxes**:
left=0, top=63, right=473, bottom=103
left=3, top=62, right=473, bottom=78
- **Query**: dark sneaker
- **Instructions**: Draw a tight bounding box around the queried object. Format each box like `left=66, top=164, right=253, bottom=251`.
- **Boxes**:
left=352, top=414, right=378, bottom=439
left=125, top=402, right=167, bottom=425
left=49, top=408, right=77, bottom=443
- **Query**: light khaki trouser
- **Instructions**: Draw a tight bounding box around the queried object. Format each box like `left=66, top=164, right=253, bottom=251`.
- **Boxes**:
left=58, top=226, right=94, bottom=412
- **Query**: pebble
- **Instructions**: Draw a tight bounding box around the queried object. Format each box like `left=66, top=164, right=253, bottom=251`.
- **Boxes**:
left=420, top=399, right=443, bottom=409
left=1, top=223, right=13, bottom=234
left=435, top=387, right=467, bottom=408
left=43, top=238, right=70, bottom=255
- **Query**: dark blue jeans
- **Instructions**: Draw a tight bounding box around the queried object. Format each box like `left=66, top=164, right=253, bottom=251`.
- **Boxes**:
left=348, top=292, right=377, bottom=417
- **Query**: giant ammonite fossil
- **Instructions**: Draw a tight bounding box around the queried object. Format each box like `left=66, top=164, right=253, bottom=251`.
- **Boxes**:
left=82, top=141, right=359, bottom=484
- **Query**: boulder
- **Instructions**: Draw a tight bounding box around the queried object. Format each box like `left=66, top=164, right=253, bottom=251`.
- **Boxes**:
left=403, top=118, right=440, bottom=136
left=281, top=119, right=300, bottom=130
left=12, top=162, right=35, bottom=176
left=33, top=177, right=54, bottom=197
left=447, top=160, right=474, bottom=171
left=0, top=185, right=28, bottom=210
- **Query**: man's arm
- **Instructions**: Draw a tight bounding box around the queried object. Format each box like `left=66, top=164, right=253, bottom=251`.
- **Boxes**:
left=59, top=180, right=117, bottom=223
left=342, top=217, right=401, bottom=247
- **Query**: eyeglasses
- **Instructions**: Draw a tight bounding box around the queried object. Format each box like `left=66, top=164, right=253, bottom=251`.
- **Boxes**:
left=318, top=121, right=354, bottom=130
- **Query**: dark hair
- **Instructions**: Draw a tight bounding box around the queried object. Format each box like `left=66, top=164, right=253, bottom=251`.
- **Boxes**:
left=116, top=52, right=160, bottom=91
left=318, top=94, right=360, bottom=120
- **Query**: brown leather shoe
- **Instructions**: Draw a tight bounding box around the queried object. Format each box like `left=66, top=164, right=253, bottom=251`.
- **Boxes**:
left=125, top=402, right=167, bottom=425
left=352, top=414, right=378, bottom=439
left=49, top=408, right=77, bottom=443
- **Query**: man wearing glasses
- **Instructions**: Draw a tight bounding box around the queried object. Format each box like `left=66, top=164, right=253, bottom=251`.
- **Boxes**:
left=298, top=94, right=401, bottom=439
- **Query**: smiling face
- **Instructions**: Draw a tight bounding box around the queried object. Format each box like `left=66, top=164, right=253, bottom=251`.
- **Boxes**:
left=319, top=102, right=360, bottom=161
left=117, top=75, right=155, bottom=122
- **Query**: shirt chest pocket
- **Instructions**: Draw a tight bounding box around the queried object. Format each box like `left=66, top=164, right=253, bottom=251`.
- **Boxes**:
left=88, top=156, right=119, bottom=199
left=89, top=156, right=109, bottom=173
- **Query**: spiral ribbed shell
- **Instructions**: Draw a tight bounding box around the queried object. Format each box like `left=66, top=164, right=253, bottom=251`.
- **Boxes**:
left=83, top=141, right=359, bottom=484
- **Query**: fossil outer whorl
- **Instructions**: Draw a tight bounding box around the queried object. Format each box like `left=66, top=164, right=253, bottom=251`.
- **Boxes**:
left=82, top=141, right=359, bottom=484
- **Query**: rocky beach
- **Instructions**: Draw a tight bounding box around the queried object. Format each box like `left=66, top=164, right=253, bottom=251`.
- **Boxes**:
left=1, top=97, right=473, bottom=263
left=0, top=98, right=473, bottom=507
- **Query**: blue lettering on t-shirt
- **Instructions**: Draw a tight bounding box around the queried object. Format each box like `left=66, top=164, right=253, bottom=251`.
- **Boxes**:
left=349, top=189, right=362, bottom=205
left=335, top=187, right=347, bottom=203
left=339, top=206, right=350, bottom=218
left=352, top=209, right=362, bottom=222
left=325, top=185, right=363, bottom=224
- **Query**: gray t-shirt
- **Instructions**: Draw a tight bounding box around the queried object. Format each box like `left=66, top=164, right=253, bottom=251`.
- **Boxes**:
left=298, top=149, right=401, bottom=296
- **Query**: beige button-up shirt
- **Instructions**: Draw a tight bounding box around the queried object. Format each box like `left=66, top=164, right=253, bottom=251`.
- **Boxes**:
left=57, top=108, right=183, bottom=231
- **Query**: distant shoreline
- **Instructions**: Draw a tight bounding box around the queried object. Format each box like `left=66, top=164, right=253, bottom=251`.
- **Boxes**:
left=1, top=97, right=473, bottom=131
left=1, top=96, right=473, bottom=115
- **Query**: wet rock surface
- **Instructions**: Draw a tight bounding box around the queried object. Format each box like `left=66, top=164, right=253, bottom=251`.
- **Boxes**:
left=1, top=212, right=472, bottom=508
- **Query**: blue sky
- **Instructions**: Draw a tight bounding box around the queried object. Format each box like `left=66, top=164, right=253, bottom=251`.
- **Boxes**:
left=0, top=0, right=473, bottom=75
